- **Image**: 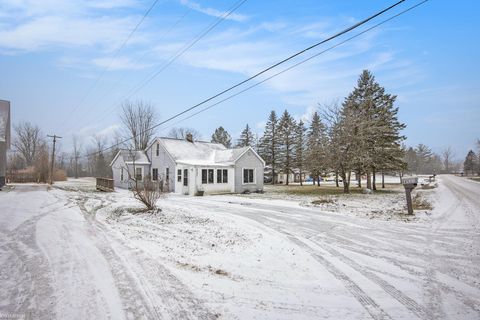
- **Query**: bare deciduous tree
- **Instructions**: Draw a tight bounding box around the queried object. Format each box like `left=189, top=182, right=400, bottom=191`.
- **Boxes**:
left=125, top=150, right=165, bottom=211
left=441, top=146, right=454, bottom=174
left=131, top=178, right=165, bottom=211
left=167, top=127, right=201, bottom=140
left=13, top=122, right=42, bottom=167
left=120, top=100, right=157, bottom=150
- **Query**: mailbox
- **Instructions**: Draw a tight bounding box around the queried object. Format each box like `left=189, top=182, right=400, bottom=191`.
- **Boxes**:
left=401, top=177, right=418, bottom=215
left=401, top=177, right=418, bottom=189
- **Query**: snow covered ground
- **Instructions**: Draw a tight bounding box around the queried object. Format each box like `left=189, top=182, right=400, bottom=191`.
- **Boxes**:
left=0, top=175, right=479, bottom=319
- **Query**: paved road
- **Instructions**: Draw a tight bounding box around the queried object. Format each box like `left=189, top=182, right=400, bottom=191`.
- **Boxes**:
left=183, top=175, right=480, bottom=320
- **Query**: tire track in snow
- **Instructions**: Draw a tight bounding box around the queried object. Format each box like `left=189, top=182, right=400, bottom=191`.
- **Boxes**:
left=285, top=236, right=393, bottom=320
left=182, top=198, right=394, bottom=319
left=0, top=204, right=61, bottom=319
left=71, top=191, right=217, bottom=320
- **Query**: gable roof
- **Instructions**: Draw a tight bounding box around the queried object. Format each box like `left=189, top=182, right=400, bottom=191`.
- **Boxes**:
left=109, top=149, right=150, bottom=167
left=112, top=137, right=265, bottom=167
left=158, top=137, right=263, bottom=166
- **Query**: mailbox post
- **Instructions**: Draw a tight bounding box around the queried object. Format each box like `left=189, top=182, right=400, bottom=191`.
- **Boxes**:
left=401, top=177, right=418, bottom=215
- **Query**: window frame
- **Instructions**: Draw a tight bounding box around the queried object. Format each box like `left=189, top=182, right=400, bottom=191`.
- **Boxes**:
left=177, top=169, right=182, bottom=182
left=152, top=168, right=158, bottom=181
left=165, top=167, right=169, bottom=182
left=216, top=169, right=229, bottom=184
left=223, top=169, right=228, bottom=183
left=183, top=169, right=188, bottom=186
left=135, top=167, right=143, bottom=181
left=156, top=143, right=160, bottom=157
left=242, top=168, right=255, bottom=184
left=208, top=169, right=214, bottom=184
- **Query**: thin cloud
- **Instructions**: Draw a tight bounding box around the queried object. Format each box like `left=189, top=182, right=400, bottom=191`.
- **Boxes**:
left=179, top=0, right=248, bottom=22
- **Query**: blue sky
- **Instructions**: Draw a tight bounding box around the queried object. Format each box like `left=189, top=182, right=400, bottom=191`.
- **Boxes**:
left=0, top=0, right=478, bottom=160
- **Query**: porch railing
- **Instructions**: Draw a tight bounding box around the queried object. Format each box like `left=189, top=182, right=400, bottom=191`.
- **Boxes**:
left=96, top=177, right=114, bottom=192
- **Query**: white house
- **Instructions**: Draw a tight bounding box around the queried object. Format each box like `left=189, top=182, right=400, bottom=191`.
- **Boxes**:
left=110, top=135, right=265, bottom=195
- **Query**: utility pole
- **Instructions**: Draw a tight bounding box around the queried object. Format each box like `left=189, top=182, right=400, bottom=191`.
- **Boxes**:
left=47, top=134, right=62, bottom=185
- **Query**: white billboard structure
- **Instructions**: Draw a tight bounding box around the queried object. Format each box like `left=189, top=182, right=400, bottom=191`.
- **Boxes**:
left=0, top=100, right=10, bottom=188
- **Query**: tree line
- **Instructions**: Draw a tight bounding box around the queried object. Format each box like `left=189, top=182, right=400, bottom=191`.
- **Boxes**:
left=8, top=70, right=476, bottom=187
left=211, top=70, right=406, bottom=193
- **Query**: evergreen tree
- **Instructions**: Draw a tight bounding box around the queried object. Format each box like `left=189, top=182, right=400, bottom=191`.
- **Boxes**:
left=464, top=150, right=477, bottom=175
left=294, top=120, right=307, bottom=186
left=236, top=124, right=254, bottom=147
left=259, top=111, right=279, bottom=184
left=415, top=144, right=434, bottom=174
left=405, top=146, right=418, bottom=173
left=278, top=110, right=296, bottom=185
left=211, top=126, right=232, bottom=148
left=341, top=70, right=405, bottom=190
left=305, top=112, right=328, bottom=186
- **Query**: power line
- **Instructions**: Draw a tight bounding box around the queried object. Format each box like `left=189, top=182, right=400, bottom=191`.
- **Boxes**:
left=159, top=0, right=429, bottom=133
left=83, top=0, right=419, bottom=159
left=78, top=0, right=248, bottom=132
left=64, top=7, right=194, bottom=135
left=59, top=0, right=160, bottom=133
left=125, top=0, right=248, bottom=100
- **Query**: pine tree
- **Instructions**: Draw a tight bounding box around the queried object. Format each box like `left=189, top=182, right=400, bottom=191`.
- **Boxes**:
left=278, top=110, right=296, bottom=185
left=236, top=124, right=254, bottom=147
left=464, top=150, right=477, bottom=176
left=305, top=112, right=328, bottom=186
left=294, top=120, right=306, bottom=186
left=259, top=111, right=279, bottom=184
left=415, top=144, right=433, bottom=174
left=211, top=126, right=232, bottom=148
left=341, top=70, right=405, bottom=190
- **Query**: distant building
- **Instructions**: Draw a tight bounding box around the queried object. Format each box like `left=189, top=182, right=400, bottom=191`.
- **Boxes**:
left=0, top=100, right=11, bottom=188
left=110, top=135, right=265, bottom=195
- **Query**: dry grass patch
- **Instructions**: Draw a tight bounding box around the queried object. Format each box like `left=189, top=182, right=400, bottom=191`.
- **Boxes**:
left=311, top=198, right=336, bottom=205
left=270, top=183, right=401, bottom=196
left=412, top=193, right=432, bottom=210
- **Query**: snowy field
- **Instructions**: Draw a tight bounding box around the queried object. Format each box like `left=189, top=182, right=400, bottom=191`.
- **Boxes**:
left=0, top=175, right=479, bottom=319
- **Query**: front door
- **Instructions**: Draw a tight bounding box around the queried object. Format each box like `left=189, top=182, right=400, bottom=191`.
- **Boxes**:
left=182, top=168, right=189, bottom=195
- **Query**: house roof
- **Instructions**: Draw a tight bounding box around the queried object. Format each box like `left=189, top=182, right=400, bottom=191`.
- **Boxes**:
left=110, top=149, right=150, bottom=167
left=158, top=137, right=262, bottom=166
left=111, top=137, right=264, bottom=168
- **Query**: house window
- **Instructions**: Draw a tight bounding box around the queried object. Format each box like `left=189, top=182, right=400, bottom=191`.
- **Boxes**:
left=217, top=169, right=228, bottom=184
left=177, top=169, right=182, bottom=182
left=243, top=169, right=254, bottom=184
left=135, top=167, right=143, bottom=181
left=223, top=169, right=228, bottom=183
left=121, top=168, right=124, bottom=181
left=208, top=169, right=214, bottom=183
left=165, top=168, right=169, bottom=181
left=201, top=169, right=214, bottom=184
left=152, top=168, right=158, bottom=181
left=156, top=143, right=160, bottom=156
left=183, top=169, right=188, bottom=186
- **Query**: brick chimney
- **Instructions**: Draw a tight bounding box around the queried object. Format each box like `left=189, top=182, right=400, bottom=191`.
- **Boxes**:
left=186, top=133, right=193, bottom=143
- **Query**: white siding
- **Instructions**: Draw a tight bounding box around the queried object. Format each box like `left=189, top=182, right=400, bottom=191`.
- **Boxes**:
left=234, top=150, right=264, bottom=193
left=146, top=140, right=176, bottom=192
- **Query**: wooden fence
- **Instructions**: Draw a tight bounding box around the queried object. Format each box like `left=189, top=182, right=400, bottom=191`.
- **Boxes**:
left=96, top=177, right=114, bottom=192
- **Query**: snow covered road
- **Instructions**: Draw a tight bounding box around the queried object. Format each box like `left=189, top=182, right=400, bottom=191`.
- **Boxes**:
left=180, top=175, right=480, bottom=319
left=0, top=175, right=479, bottom=319
left=0, top=184, right=215, bottom=320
